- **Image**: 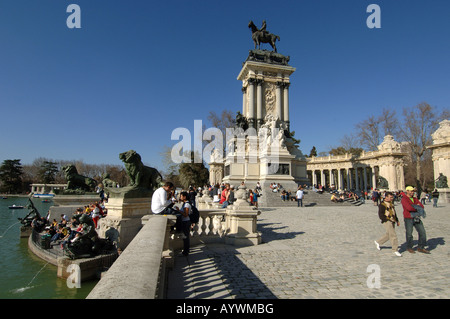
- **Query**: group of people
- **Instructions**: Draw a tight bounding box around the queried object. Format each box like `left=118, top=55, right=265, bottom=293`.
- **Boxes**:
left=374, top=186, right=434, bottom=257
left=34, top=200, right=108, bottom=250
left=208, top=182, right=261, bottom=208
left=279, top=188, right=305, bottom=207
left=270, top=183, right=283, bottom=192
left=330, top=190, right=365, bottom=203
left=151, top=182, right=197, bottom=257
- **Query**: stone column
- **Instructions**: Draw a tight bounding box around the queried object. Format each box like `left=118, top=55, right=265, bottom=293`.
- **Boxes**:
left=283, top=83, right=290, bottom=127
left=355, top=167, right=359, bottom=191
left=242, top=87, right=247, bottom=117
left=276, top=81, right=283, bottom=120
left=363, top=167, right=368, bottom=192
left=256, top=79, right=264, bottom=128
left=338, top=169, right=343, bottom=190
left=372, top=167, right=377, bottom=189
left=346, top=168, right=351, bottom=190
left=247, top=78, right=256, bottom=128
left=320, top=170, right=325, bottom=186
left=329, top=169, right=335, bottom=187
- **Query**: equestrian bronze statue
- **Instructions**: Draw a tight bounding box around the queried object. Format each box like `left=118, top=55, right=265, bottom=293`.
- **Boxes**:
left=248, top=20, right=280, bottom=52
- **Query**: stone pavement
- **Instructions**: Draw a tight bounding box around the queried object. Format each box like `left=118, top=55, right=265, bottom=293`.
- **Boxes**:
left=167, top=202, right=449, bottom=299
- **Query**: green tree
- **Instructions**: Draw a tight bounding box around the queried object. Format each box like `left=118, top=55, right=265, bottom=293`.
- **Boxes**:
left=178, top=152, right=209, bottom=189
left=0, top=159, right=24, bottom=193
left=38, top=161, right=59, bottom=184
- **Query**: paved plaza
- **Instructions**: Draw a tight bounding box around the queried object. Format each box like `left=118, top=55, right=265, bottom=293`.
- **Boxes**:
left=167, top=202, right=449, bottom=299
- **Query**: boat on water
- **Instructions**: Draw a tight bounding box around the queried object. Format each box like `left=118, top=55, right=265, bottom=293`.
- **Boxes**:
left=9, top=205, right=24, bottom=209
left=32, top=193, right=55, bottom=199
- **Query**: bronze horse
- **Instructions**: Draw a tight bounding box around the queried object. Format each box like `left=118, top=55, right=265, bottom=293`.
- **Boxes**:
left=248, top=20, right=280, bottom=52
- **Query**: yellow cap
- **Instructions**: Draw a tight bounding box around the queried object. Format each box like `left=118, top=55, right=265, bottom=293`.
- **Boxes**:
left=405, top=186, right=415, bottom=191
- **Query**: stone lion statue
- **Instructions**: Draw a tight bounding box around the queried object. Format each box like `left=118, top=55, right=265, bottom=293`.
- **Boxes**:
left=102, top=173, right=117, bottom=188
left=119, top=150, right=162, bottom=191
left=62, top=165, right=97, bottom=191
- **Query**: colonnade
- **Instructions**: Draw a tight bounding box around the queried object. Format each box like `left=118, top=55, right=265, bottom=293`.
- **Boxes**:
left=30, top=183, right=67, bottom=194
left=308, top=166, right=379, bottom=191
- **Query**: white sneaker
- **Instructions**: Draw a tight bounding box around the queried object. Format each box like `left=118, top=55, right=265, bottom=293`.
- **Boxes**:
left=394, top=251, right=402, bottom=257
left=374, top=240, right=380, bottom=251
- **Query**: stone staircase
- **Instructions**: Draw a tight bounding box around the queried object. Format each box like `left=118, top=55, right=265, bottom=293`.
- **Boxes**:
left=258, top=188, right=356, bottom=207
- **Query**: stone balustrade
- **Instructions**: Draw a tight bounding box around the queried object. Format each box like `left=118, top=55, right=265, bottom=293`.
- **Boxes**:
left=87, top=191, right=261, bottom=299
left=86, top=215, right=168, bottom=299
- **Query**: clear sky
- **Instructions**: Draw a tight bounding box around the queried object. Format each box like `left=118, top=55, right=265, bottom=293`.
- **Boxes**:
left=1, top=0, right=449, bottom=172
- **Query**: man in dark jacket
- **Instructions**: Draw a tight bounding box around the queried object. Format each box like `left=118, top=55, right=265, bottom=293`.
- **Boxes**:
left=431, top=189, right=439, bottom=208
left=401, top=186, right=430, bottom=254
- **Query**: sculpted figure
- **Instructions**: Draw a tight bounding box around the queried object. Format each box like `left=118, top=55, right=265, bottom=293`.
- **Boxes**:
left=62, top=165, right=97, bottom=191
left=102, top=173, right=117, bottom=188
left=119, top=150, right=162, bottom=191
left=435, top=173, right=448, bottom=188
left=235, top=111, right=249, bottom=131
left=377, top=176, right=389, bottom=189
left=248, top=20, right=280, bottom=52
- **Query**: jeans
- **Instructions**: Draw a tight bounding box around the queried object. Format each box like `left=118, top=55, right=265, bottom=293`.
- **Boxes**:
left=181, top=220, right=191, bottom=255
left=433, top=198, right=438, bottom=207
left=297, top=198, right=303, bottom=207
left=404, top=218, right=427, bottom=249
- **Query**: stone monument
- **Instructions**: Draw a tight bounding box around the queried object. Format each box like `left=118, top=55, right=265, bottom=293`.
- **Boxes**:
left=375, top=135, right=407, bottom=191
left=216, top=21, right=308, bottom=205
left=428, top=119, right=450, bottom=203
left=98, top=150, right=163, bottom=249
left=49, top=164, right=100, bottom=220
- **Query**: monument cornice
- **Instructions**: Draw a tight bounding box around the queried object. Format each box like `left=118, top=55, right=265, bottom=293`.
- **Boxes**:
left=427, top=141, right=450, bottom=150
left=238, top=60, right=296, bottom=81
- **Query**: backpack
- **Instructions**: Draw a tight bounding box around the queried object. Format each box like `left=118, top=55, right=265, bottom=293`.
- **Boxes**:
left=190, top=204, right=200, bottom=224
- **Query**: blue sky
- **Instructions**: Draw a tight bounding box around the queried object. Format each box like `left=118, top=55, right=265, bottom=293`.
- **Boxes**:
left=0, top=0, right=449, bottom=172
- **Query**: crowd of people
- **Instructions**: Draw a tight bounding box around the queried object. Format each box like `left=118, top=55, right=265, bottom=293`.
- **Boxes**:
left=32, top=200, right=108, bottom=250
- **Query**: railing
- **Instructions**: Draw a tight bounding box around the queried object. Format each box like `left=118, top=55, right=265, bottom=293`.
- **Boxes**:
left=87, top=215, right=168, bottom=299
left=87, top=189, right=260, bottom=299
left=193, top=210, right=226, bottom=237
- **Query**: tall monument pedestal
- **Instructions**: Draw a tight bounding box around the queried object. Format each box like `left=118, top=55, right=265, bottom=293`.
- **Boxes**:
left=218, top=49, right=307, bottom=198
left=98, top=196, right=152, bottom=250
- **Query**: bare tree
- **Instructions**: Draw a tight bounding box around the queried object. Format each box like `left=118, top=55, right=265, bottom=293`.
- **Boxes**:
left=340, top=133, right=361, bottom=150
left=355, top=108, right=400, bottom=151
left=355, top=115, right=381, bottom=151
left=379, top=108, right=400, bottom=139
left=399, top=102, right=449, bottom=189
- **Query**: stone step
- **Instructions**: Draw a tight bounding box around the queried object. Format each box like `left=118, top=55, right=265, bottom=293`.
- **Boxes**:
left=258, top=189, right=356, bottom=207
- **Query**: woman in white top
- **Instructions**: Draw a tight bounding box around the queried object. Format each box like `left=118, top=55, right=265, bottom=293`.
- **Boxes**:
left=175, top=191, right=192, bottom=256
